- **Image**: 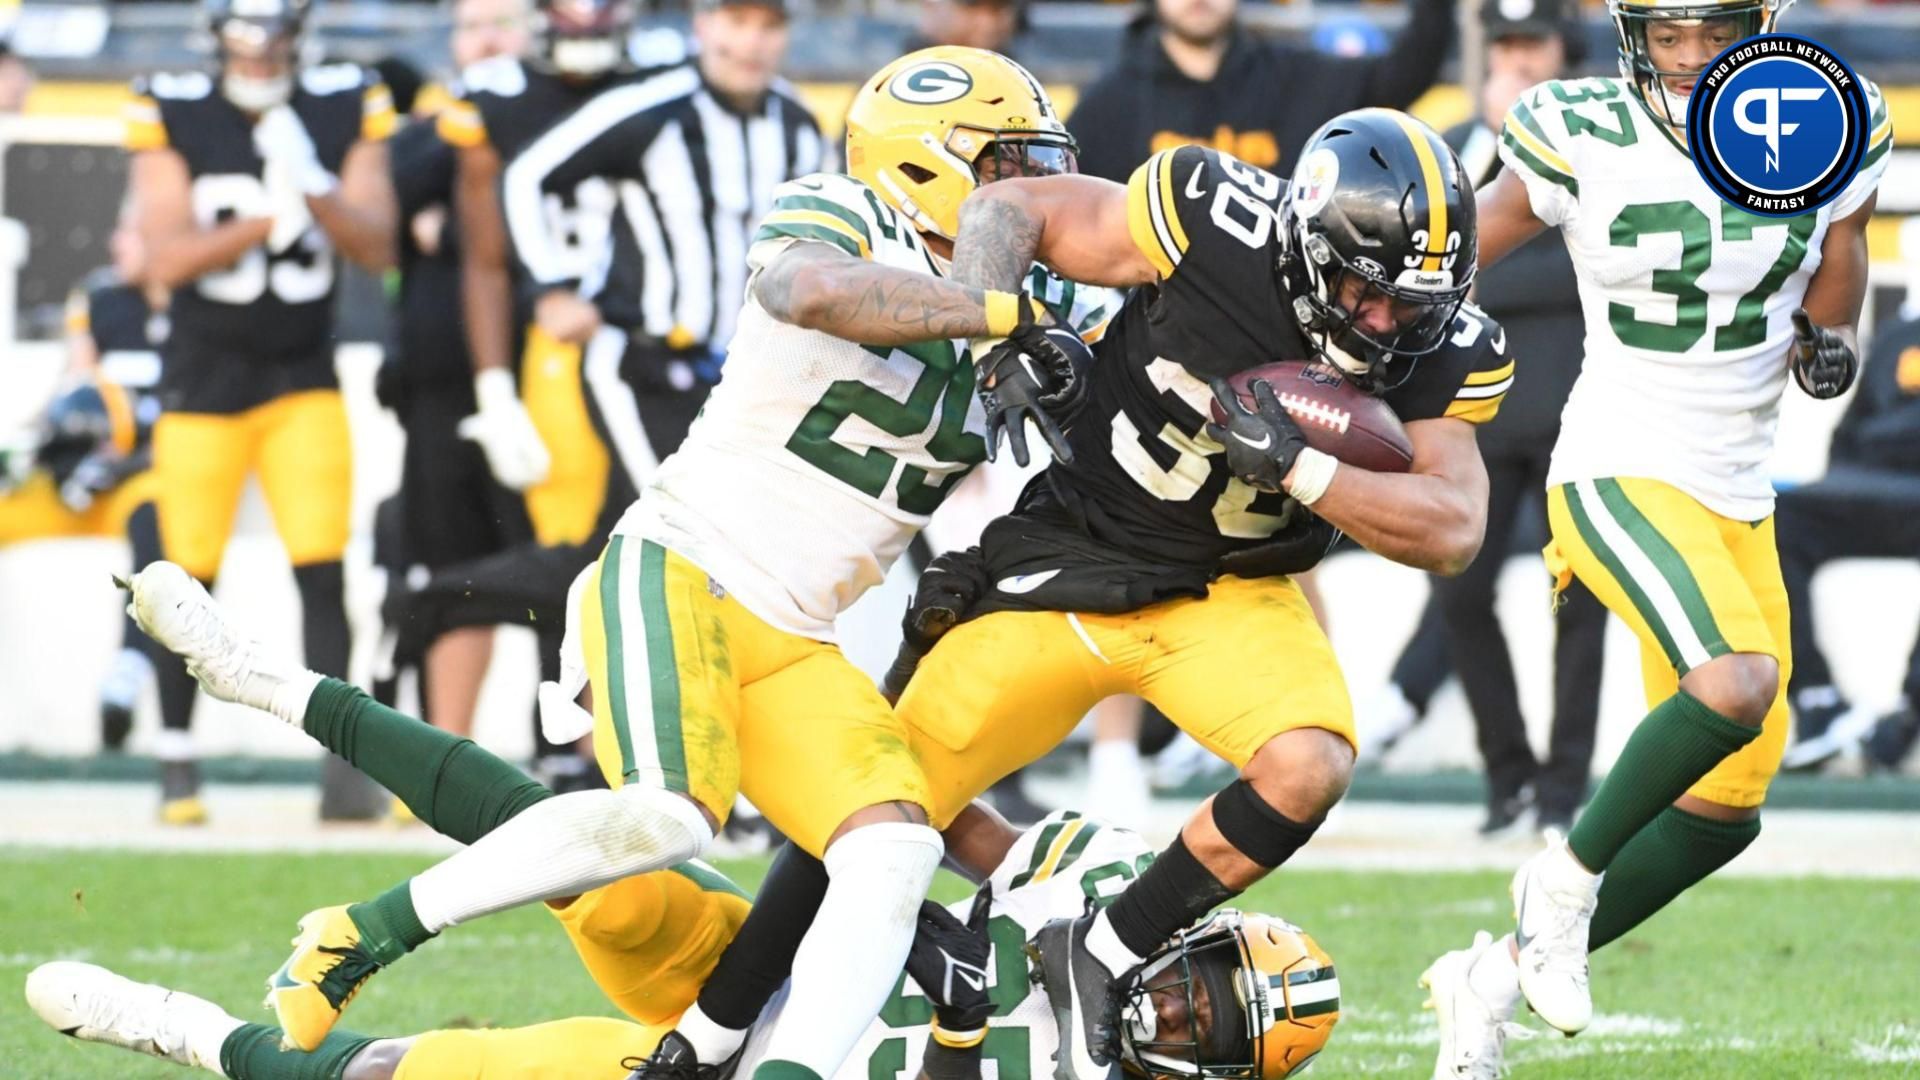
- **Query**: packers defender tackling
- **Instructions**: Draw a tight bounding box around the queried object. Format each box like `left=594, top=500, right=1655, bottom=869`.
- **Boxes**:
left=1418, top=0, right=1890, bottom=1075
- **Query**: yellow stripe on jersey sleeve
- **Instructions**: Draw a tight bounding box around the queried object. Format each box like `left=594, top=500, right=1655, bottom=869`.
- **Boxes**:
left=436, top=98, right=488, bottom=149
left=1125, top=150, right=1185, bottom=281
left=64, top=290, right=89, bottom=335
left=1028, top=819, right=1088, bottom=885
left=361, top=83, right=398, bottom=142
left=1445, top=357, right=1515, bottom=424
left=758, top=209, right=871, bottom=259
left=1501, top=99, right=1576, bottom=193
left=124, top=94, right=167, bottom=151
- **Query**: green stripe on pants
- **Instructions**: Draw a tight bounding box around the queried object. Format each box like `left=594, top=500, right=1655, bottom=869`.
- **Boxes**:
left=1563, top=483, right=1686, bottom=670
left=1594, top=479, right=1729, bottom=664
left=599, top=536, right=639, bottom=781
left=640, top=540, right=690, bottom=792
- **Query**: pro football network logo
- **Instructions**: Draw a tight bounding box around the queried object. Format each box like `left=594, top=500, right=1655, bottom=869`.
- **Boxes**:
left=1687, top=34, right=1870, bottom=217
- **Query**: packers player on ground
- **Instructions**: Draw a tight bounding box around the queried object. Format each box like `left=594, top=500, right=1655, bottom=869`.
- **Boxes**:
left=26, top=562, right=1336, bottom=1080
left=248, top=50, right=1109, bottom=1080
left=1416, top=0, right=1890, bottom=1075
left=125, top=0, right=396, bottom=818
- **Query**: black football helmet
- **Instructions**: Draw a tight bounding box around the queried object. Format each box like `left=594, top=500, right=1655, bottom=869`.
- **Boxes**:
left=204, top=0, right=311, bottom=111
left=1277, top=109, right=1476, bottom=393
left=531, top=0, right=639, bottom=79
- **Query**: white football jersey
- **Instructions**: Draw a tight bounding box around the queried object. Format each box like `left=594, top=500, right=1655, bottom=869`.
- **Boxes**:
left=739, top=811, right=1154, bottom=1080
left=615, top=172, right=1116, bottom=639
left=1499, top=76, right=1891, bottom=520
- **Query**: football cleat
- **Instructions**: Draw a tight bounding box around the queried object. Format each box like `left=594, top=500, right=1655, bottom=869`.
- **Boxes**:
left=265, top=906, right=382, bottom=1052
left=1420, top=931, right=1531, bottom=1080
left=25, top=961, right=236, bottom=1069
left=159, top=760, right=208, bottom=827
left=120, top=562, right=295, bottom=717
left=623, top=1028, right=745, bottom=1080
left=1510, top=831, right=1600, bottom=1035
left=1027, top=913, right=1123, bottom=1080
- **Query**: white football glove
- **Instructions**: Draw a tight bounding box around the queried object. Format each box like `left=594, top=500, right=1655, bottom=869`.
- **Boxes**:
left=252, top=105, right=336, bottom=197
left=458, top=367, right=551, bottom=490
left=260, top=155, right=315, bottom=255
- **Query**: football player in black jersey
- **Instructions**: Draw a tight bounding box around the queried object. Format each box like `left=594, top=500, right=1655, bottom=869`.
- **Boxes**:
left=126, top=0, right=397, bottom=820
left=905, top=109, right=1514, bottom=1077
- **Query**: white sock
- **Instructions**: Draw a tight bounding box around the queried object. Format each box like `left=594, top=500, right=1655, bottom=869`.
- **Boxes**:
left=676, top=1001, right=748, bottom=1063
left=755, top=822, right=944, bottom=1079
left=153, top=728, right=196, bottom=764
left=265, top=669, right=324, bottom=727
left=1087, top=740, right=1150, bottom=831
left=1468, top=935, right=1522, bottom=1019
left=410, top=785, right=713, bottom=933
left=1085, top=909, right=1145, bottom=975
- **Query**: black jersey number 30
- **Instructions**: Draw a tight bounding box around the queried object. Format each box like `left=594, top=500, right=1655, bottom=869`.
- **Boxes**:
left=191, top=174, right=335, bottom=305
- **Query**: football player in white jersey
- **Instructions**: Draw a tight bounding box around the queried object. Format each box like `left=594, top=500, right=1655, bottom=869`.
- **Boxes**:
left=221, top=45, right=1115, bottom=1080
left=29, top=566, right=1336, bottom=1080
left=1417, top=0, right=1891, bottom=1075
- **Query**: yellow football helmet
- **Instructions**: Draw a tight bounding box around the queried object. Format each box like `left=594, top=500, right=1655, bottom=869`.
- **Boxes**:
left=1115, top=910, right=1339, bottom=1080
left=1609, top=0, right=1789, bottom=117
left=845, top=46, right=1077, bottom=241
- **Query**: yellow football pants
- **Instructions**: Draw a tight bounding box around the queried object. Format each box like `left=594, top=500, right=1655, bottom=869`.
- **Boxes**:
left=0, top=468, right=159, bottom=547
left=394, top=1018, right=667, bottom=1080
left=1545, top=477, right=1791, bottom=808
left=151, top=390, right=351, bottom=579
left=577, top=536, right=932, bottom=857
left=898, top=573, right=1355, bottom=829
left=520, top=326, right=611, bottom=546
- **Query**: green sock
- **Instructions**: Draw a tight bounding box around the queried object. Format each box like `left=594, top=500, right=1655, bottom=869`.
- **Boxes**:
left=754, top=1061, right=826, bottom=1080
left=348, top=880, right=433, bottom=965
left=219, top=1022, right=378, bottom=1080
left=1589, top=806, right=1760, bottom=951
left=303, top=679, right=551, bottom=845
left=1567, top=691, right=1758, bottom=871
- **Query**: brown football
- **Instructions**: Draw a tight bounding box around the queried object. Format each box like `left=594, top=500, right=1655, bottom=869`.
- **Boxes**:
left=1209, top=361, right=1414, bottom=474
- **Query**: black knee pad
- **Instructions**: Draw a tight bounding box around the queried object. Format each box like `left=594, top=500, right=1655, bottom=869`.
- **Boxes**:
left=1210, top=779, right=1321, bottom=869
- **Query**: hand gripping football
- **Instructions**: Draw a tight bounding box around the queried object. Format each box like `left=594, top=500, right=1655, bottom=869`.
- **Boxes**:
left=1209, top=360, right=1413, bottom=473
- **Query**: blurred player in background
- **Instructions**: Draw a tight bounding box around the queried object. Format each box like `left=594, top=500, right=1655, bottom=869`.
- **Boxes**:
left=125, top=0, right=397, bottom=819
left=372, top=0, right=534, bottom=747
left=1420, top=0, right=1892, bottom=1072
left=0, top=202, right=200, bottom=819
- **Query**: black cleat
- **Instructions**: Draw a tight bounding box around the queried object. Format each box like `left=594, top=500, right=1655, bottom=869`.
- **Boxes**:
left=1028, top=914, right=1124, bottom=1080
left=1862, top=703, right=1920, bottom=772
left=1478, top=785, right=1535, bottom=838
left=623, top=1030, right=744, bottom=1080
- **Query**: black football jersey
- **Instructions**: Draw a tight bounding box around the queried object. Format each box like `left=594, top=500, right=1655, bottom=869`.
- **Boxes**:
left=126, top=65, right=393, bottom=412
left=1016, top=145, right=1516, bottom=575
left=67, top=267, right=166, bottom=460
left=436, top=58, right=650, bottom=307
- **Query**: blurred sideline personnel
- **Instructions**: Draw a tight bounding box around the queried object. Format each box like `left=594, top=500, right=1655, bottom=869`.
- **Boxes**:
left=1419, top=0, right=1891, bottom=1071
left=1433, top=0, right=1605, bottom=836
left=389, top=0, right=819, bottom=792
left=33, top=562, right=1339, bottom=1079
left=1774, top=307, right=1920, bottom=773
left=902, top=0, right=1023, bottom=56
left=125, top=0, right=398, bottom=819
left=373, top=0, right=533, bottom=743
left=1066, top=0, right=1455, bottom=183
left=0, top=38, right=33, bottom=112
left=0, top=206, right=197, bottom=821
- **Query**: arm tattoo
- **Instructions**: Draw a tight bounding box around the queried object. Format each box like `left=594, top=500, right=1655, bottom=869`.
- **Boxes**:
left=949, top=196, right=1044, bottom=293
left=753, top=242, right=992, bottom=345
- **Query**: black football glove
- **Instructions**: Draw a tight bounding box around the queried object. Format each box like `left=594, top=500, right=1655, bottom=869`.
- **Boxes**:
left=882, top=548, right=991, bottom=701
left=976, top=297, right=1078, bottom=467
left=1790, top=308, right=1858, bottom=400
left=1217, top=512, right=1342, bottom=579
left=1205, top=378, right=1311, bottom=494
left=905, top=887, right=996, bottom=1044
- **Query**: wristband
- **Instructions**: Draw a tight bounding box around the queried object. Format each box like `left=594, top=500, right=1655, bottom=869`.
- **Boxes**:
left=1283, top=447, right=1338, bottom=507
left=929, top=1017, right=988, bottom=1050
left=983, top=290, right=1023, bottom=338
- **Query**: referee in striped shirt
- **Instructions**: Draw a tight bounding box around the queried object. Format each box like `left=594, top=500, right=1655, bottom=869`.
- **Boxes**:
left=503, top=0, right=822, bottom=490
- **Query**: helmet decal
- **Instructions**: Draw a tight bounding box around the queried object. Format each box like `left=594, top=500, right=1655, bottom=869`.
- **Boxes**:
left=889, top=61, right=975, bottom=106
left=1290, top=147, right=1340, bottom=219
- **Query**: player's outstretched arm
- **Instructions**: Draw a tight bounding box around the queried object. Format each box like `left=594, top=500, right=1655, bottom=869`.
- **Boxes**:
left=948, top=175, right=1159, bottom=294
left=1472, top=170, right=1549, bottom=270
left=752, top=241, right=1002, bottom=345
left=131, top=149, right=272, bottom=289
left=311, top=137, right=398, bottom=272
left=455, top=142, right=516, bottom=376
left=1303, top=415, right=1489, bottom=576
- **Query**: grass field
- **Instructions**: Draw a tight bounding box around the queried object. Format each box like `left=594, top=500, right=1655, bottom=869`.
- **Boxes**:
left=3, top=848, right=1917, bottom=1079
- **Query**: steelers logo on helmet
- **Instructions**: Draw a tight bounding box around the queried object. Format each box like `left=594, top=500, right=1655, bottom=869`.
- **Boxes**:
left=1290, top=147, right=1340, bottom=219
left=888, top=61, right=975, bottom=105
left=1687, top=34, right=1870, bottom=216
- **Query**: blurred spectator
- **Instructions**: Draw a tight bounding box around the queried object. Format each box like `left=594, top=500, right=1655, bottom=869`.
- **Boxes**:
left=1369, top=0, right=1606, bottom=836
left=0, top=40, right=32, bottom=114
left=1065, top=0, right=1454, bottom=183
left=1775, top=308, right=1920, bottom=773
left=903, top=0, right=1024, bottom=55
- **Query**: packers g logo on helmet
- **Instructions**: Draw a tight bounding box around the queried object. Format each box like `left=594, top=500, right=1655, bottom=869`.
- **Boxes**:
left=846, top=46, right=1077, bottom=241
left=889, top=61, right=975, bottom=105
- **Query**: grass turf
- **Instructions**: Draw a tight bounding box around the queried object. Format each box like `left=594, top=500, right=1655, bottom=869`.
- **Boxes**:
left=2, top=848, right=1916, bottom=1078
